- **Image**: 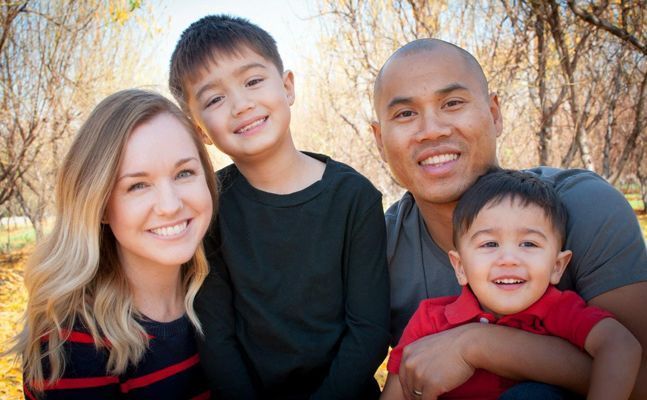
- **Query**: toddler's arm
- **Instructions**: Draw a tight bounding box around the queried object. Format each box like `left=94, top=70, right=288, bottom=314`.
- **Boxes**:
left=584, top=318, right=641, bottom=400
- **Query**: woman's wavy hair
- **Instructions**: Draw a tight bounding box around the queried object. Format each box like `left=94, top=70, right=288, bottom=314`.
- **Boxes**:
left=11, top=89, right=217, bottom=389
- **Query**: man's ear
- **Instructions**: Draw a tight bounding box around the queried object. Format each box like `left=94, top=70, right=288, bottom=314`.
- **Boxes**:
left=282, top=70, right=295, bottom=105
left=448, top=250, right=469, bottom=286
left=370, top=121, right=387, bottom=162
left=489, top=92, right=503, bottom=138
left=550, top=249, right=572, bottom=285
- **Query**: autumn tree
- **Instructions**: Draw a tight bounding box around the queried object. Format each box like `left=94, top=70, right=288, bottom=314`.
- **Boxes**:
left=0, top=0, right=160, bottom=239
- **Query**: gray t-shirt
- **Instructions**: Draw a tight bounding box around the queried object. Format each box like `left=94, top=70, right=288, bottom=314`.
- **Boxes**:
left=386, top=167, right=647, bottom=343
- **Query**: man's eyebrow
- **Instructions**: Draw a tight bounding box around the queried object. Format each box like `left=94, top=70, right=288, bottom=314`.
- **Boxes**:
left=385, top=83, right=470, bottom=110
left=386, top=96, right=413, bottom=110
left=435, top=82, right=469, bottom=96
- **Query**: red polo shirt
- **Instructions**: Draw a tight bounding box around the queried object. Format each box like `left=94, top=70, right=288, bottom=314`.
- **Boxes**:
left=387, top=286, right=612, bottom=399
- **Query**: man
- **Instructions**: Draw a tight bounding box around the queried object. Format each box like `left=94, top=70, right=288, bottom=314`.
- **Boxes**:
left=371, top=38, right=647, bottom=399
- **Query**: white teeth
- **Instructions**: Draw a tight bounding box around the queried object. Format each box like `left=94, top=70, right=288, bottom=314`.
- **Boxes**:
left=494, top=278, right=525, bottom=284
left=151, top=221, right=187, bottom=237
left=420, top=153, right=458, bottom=166
left=236, top=117, right=266, bottom=133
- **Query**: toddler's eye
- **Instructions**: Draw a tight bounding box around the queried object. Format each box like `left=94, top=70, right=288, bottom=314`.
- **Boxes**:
left=481, top=241, right=498, bottom=248
left=520, top=241, right=537, bottom=248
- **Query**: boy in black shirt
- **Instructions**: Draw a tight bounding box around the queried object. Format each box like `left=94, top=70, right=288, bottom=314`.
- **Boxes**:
left=169, top=15, right=390, bottom=399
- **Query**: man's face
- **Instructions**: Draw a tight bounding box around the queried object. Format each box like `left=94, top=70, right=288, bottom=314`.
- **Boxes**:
left=372, top=48, right=502, bottom=207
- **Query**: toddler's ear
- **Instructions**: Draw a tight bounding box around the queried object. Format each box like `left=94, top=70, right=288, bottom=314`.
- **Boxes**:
left=448, top=250, right=469, bottom=286
left=550, top=249, right=572, bottom=285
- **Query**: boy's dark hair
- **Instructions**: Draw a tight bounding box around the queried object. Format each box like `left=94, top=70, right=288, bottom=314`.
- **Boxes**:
left=452, top=168, right=568, bottom=247
left=169, top=14, right=284, bottom=110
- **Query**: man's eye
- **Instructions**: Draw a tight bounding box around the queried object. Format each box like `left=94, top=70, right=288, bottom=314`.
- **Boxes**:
left=444, top=99, right=463, bottom=108
left=395, top=110, right=415, bottom=118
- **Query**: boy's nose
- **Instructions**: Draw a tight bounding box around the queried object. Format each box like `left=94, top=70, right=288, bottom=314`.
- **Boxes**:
left=416, top=112, right=451, bottom=142
left=231, top=93, right=255, bottom=117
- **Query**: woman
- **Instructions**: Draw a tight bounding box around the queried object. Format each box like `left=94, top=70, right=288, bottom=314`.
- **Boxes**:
left=12, top=89, right=216, bottom=399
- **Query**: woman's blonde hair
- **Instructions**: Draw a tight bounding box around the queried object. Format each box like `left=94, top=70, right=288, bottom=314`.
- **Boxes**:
left=12, top=89, right=217, bottom=389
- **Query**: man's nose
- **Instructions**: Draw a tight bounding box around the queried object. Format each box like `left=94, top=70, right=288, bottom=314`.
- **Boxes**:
left=415, top=112, right=451, bottom=142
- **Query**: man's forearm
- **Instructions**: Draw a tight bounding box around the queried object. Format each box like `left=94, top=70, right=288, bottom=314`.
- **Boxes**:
left=462, top=323, right=591, bottom=394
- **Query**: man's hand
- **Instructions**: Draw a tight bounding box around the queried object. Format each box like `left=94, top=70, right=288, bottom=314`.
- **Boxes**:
left=398, top=324, right=476, bottom=400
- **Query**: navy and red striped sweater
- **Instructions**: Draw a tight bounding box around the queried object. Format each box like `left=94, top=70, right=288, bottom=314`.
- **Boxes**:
left=24, top=315, right=210, bottom=399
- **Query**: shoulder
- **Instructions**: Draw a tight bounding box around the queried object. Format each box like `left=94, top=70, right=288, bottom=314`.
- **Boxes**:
left=385, top=192, right=416, bottom=229
left=320, top=154, right=381, bottom=196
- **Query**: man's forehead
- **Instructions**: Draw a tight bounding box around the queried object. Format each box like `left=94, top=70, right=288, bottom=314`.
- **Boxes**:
left=374, top=45, right=488, bottom=109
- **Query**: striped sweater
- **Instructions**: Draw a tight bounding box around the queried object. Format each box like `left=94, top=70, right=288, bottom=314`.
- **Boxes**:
left=24, top=315, right=210, bottom=399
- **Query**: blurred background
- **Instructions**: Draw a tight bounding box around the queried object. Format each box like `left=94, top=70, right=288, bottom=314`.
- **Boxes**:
left=1, top=1, right=645, bottom=397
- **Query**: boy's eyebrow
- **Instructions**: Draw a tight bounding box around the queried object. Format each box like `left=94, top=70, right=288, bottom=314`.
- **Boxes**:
left=117, top=157, right=198, bottom=181
left=194, top=62, right=267, bottom=101
left=385, top=83, right=469, bottom=110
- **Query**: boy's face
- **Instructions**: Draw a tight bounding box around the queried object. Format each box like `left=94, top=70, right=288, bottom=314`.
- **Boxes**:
left=448, top=198, right=572, bottom=317
left=371, top=46, right=502, bottom=207
left=186, top=47, right=295, bottom=164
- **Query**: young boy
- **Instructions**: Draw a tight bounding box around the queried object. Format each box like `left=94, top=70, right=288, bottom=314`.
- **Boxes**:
left=381, top=169, right=641, bottom=400
left=169, top=15, right=390, bottom=399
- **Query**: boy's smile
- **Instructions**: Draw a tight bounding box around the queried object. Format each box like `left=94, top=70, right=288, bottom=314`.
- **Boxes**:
left=187, top=47, right=295, bottom=164
left=448, top=198, right=572, bottom=317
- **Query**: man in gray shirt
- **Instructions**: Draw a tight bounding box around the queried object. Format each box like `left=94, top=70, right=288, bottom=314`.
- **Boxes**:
left=371, top=38, right=647, bottom=399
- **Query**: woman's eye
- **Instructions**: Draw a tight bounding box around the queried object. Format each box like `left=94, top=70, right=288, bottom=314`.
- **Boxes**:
left=127, top=182, right=147, bottom=192
left=177, top=169, right=195, bottom=179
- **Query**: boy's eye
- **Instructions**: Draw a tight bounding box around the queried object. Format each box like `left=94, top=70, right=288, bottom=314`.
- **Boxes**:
left=127, top=182, right=147, bottom=192
left=205, top=95, right=224, bottom=108
left=176, top=169, right=195, bottom=179
left=246, top=78, right=264, bottom=87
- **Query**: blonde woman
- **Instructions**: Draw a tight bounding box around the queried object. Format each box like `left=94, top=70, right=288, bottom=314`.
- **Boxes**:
left=12, top=89, right=216, bottom=399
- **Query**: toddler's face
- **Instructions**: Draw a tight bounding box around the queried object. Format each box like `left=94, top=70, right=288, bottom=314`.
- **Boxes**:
left=448, top=198, right=572, bottom=316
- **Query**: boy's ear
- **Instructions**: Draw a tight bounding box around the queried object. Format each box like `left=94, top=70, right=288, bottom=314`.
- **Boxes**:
left=282, top=70, right=295, bottom=105
left=550, top=249, right=572, bottom=285
left=370, top=121, right=387, bottom=162
left=448, top=250, right=469, bottom=286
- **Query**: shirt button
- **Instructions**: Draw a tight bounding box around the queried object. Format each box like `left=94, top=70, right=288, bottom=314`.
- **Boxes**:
left=479, top=317, right=489, bottom=324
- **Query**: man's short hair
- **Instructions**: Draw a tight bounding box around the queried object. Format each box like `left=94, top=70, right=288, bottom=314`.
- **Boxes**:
left=452, top=168, right=568, bottom=247
left=169, top=14, right=284, bottom=109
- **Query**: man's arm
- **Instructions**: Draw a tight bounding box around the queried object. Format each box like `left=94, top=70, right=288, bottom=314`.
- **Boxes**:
left=588, top=282, right=647, bottom=399
left=311, top=198, right=391, bottom=399
left=195, top=227, right=258, bottom=399
left=398, top=323, right=592, bottom=398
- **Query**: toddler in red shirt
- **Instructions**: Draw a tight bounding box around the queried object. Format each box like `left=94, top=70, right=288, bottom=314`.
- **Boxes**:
left=382, top=169, right=641, bottom=400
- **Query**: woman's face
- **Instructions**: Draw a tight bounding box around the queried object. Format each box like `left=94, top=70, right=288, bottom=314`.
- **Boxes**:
left=105, top=112, right=213, bottom=272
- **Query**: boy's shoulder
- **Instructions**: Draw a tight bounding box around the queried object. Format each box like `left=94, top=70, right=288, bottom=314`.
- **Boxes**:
left=306, top=152, right=380, bottom=193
